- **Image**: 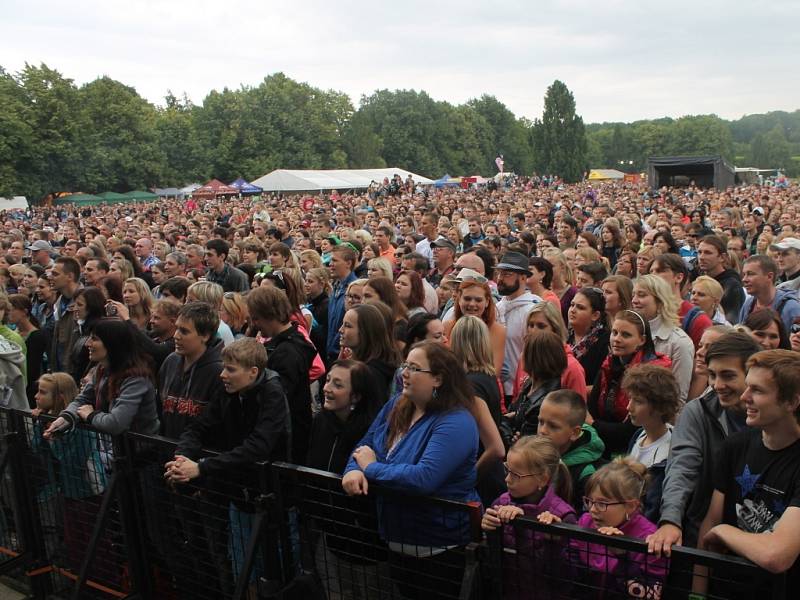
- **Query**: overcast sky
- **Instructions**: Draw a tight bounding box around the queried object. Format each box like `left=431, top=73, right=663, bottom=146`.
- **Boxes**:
left=3, top=0, right=798, bottom=123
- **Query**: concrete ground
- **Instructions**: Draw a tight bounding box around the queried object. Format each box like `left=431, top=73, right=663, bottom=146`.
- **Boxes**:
left=0, top=584, right=24, bottom=600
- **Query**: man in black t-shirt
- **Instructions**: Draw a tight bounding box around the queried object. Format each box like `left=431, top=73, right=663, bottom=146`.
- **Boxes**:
left=698, top=350, right=800, bottom=597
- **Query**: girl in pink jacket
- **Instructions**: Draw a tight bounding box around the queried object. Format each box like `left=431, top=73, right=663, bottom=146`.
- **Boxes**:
left=540, top=457, right=666, bottom=599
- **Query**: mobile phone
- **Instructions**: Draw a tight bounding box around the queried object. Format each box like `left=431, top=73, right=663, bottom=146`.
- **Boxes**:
left=106, top=303, right=117, bottom=317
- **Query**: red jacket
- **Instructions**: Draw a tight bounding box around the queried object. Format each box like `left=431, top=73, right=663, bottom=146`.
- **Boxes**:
left=591, top=350, right=672, bottom=422
left=679, top=300, right=713, bottom=349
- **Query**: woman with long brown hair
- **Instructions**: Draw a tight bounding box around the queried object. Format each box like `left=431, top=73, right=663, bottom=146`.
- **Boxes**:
left=343, top=341, right=479, bottom=599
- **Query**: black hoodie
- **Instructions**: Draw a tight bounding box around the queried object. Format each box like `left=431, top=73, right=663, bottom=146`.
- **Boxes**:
left=158, top=338, right=225, bottom=440
left=307, top=407, right=376, bottom=474
left=364, top=358, right=397, bottom=407
left=265, top=323, right=316, bottom=464
left=176, top=369, right=290, bottom=503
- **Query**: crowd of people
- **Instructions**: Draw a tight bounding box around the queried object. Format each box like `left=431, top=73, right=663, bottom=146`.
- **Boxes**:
left=3, top=175, right=800, bottom=597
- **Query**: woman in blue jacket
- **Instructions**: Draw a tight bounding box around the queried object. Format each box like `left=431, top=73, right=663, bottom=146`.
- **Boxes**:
left=343, top=341, right=479, bottom=599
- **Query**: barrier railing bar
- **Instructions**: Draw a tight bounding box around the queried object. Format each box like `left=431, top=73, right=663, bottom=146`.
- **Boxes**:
left=3, top=411, right=50, bottom=599
left=0, top=408, right=788, bottom=600
left=69, top=469, right=120, bottom=600
left=113, top=436, right=152, bottom=599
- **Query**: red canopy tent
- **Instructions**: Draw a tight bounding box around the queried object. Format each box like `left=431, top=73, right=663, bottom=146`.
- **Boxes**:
left=192, top=179, right=239, bottom=198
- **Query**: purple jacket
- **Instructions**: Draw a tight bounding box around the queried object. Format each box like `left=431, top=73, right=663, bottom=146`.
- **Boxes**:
left=492, top=485, right=577, bottom=600
left=570, top=512, right=666, bottom=598
left=492, top=485, right=577, bottom=550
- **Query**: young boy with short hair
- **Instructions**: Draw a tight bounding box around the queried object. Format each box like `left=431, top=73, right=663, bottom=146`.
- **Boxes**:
left=623, top=364, right=682, bottom=521
left=537, top=389, right=606, bottom=509
left=167, top=337, right=291, bottom=580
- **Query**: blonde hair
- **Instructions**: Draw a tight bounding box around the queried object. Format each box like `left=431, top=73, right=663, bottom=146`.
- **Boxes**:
left=584, top=456, right=649, bottom=503
left=575, top=247, right=601, bottom=266
left=367, top=257, right=393, bottom=280
left=123, top=277, right=154, bottom=322
left=112, top=258, right=134, bottom=281
left=543, top=248, right=574, bottom=286
left=299, top=249, right=322, bottom=270
left=510, top=436, right=572, bottom=502
left=526, top=302, right=567, bottom=342
left=692, top=275, right=724, bottom=303
left=220, top=292, right=249, bottom=331
left=188, top=281, right=224, bottom=309
left=449, top=315, right=495, bottom=376
left=306, top=267, right=331, bottom=295
left=37, top=372, right=79, bottom=415
left=221, top=337, right=267, bottom=370
left=634, top=274, right=680, bottom=326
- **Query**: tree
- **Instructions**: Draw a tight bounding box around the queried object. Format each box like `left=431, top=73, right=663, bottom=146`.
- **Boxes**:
left=468, top=95, right=534, bottom=173
left=16, top=63, right=86, bottom=198
left=78, top=76, right=163, bottom=192
left=0, top=67, right=35, bottom=197
left=749, top=125, right=791, bottom=169
left=532, top=81, right=587, bottom=182
left=154, top=93, right=209, bottom=185
left=343, top=111, right=385, bottom=168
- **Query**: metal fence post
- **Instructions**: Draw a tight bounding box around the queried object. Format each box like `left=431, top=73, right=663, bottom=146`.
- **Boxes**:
left=1, top=411, right=51, bottom=599
left=113, top=434, right=153, bottom=599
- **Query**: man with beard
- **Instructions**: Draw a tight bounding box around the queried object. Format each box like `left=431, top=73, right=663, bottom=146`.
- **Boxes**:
left=494, top=251, right=541, bottom=404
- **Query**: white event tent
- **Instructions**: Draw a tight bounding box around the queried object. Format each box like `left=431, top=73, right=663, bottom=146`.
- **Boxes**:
left=251, top=168, right=433, bottom=192
left=0, top=196, right=28, bottom=210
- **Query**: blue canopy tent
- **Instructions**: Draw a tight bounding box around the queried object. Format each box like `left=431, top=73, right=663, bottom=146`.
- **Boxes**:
left=230, top=178, right=263, bottom=195
left=433, top=174, right=461, bottom=188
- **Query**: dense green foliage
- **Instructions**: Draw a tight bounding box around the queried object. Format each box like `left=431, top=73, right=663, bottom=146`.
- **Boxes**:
left=0, top=63, right=797, bottom=199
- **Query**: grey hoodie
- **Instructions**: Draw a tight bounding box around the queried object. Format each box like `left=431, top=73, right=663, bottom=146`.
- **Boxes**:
left=0, top=337, right=27, bottom=410
left=496, top=291, right=541, bottom=395
left=659, top=387, right=746, bottom=546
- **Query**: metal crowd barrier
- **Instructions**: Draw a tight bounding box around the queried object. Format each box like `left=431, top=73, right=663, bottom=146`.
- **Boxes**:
left=0, top=407, right=788, bottom=600
left=482, top=516, right=786, bottom=600
left=271, top=461, right=484, bottom=600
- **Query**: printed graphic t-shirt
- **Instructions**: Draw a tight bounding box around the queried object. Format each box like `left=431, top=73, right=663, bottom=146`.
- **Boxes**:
left=714, top=429, right=800, bottom=597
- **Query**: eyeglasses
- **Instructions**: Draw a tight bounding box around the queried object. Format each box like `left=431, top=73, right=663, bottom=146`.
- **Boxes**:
left=345, top=294, right=363, bottom=302
left=503, top=463, right=537, bottom=482
left=791, top=322, right=800, bottom=335
left=400, top=362, right=433, bottom=375
left=583, top=497, right=627, bottom=512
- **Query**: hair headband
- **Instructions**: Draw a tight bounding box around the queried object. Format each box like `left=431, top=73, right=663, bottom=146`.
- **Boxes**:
left=623, top=309, right=647, bottom=330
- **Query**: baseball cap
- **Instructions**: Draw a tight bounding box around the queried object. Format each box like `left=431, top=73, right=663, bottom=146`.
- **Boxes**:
left=455, top=268, right=487, bottom=284
left=752, top=207, right=765, bottom=216
left=27, top=240, right=54, bottom=254
left=770, top=237, right=800, bottom=252
left=430, top=238, right=457, bottom=253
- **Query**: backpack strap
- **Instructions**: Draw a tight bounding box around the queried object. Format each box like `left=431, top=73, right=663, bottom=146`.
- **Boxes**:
left=681, top=306, right=702, bottom=335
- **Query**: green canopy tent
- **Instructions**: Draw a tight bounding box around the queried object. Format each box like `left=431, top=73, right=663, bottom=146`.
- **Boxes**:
left=96, top=191, right=130, bottom=204
left=121, top=190, right=159, bottom=202
left=53, top=193, right=103, bottom=206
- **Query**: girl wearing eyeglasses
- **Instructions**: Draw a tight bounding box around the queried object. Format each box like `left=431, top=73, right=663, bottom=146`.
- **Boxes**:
left=481, top=435, right=576, bottom=599
left=540, top=457, right=666, bottom=597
